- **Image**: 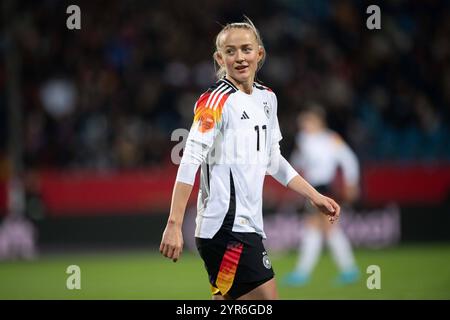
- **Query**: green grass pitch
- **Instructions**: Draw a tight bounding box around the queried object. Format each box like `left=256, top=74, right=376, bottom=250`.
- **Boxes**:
left=1, top=244, right=449, bottom=299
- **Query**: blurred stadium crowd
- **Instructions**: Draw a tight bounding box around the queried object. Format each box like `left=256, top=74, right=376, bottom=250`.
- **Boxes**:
left=1, top=0, right=450, bottom=171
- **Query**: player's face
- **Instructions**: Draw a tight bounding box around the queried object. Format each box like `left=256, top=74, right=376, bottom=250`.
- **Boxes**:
left=216, top=28, right=263, bottom=85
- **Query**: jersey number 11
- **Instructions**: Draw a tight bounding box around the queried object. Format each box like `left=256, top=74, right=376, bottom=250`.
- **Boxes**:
left=254, top=125, right=267, bottom=151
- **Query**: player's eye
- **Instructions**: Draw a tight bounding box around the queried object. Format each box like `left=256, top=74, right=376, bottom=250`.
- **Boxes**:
left=225, top=49, right=235, bottom=55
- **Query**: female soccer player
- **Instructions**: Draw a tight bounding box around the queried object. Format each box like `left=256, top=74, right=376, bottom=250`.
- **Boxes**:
left=160, top=17, right=340, bottom=300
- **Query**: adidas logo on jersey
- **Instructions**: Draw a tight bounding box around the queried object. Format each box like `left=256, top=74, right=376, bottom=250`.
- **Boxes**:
left=241, top=111, right=250, bottom=120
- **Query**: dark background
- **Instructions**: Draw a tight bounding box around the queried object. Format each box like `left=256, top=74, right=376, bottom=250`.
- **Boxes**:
left=1, top=0, right=450, bottom=250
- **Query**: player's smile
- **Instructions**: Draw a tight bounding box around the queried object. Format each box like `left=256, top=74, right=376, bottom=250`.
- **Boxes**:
left=235, top=64, right=249, bottom=73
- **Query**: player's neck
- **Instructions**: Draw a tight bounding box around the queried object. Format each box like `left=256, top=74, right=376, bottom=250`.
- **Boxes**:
left=226, top=76, right=253, bottom=95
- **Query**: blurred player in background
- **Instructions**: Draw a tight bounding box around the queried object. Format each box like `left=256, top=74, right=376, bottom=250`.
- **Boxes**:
left=160, top=18, right=341, bottom=300
left=283, top=104, right=360, bottom=286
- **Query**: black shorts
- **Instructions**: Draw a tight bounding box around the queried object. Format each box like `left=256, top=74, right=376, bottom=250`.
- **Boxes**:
left=195, top=229, right=274, bottom=299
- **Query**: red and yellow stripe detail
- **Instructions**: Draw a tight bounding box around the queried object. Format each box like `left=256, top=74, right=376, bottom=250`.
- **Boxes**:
left=214, top=242, right=244, bottom=296
left=193, top=85, right=231, bottom=133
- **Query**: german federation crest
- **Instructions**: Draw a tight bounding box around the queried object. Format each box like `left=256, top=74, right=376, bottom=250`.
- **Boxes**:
left=263, top=102, right=271, bottom=119
left=262, top=252, right=272, bottom=269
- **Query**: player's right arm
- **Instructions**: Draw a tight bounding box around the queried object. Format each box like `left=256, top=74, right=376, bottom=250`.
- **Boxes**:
left=160, top=181, right=193, bottom=262
left=159, top=139, right=211, bottom=262
left=160, top=88, right=227, bottom=262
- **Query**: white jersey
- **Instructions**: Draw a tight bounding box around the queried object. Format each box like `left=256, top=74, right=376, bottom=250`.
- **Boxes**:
left=179, top=78, right=296, bottom=239
left=291, top=130, right=359, bottom=187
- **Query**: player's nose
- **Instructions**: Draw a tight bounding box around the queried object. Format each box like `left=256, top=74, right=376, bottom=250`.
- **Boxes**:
left=236, top=50, right=245, bottom=62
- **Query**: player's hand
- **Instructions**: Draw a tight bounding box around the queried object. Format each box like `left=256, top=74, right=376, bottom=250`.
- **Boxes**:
left=160, top=221, right=184, bottom=262
left=310, top=194, right=340, bottom=224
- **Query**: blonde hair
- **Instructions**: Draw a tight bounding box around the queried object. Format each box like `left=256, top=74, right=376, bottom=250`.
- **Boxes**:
left=213, top=16, right=266, bottom=80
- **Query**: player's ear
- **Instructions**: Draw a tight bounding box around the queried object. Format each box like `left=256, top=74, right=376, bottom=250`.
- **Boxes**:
left=257, top=45, right=264, bottom=63
left=214, top=51, right=224, bottom=68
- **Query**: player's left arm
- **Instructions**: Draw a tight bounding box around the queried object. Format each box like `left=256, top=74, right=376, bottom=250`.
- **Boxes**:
left=267, top=142, right=340, bottom=223
left=266, top=93, right=339, bottom=221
